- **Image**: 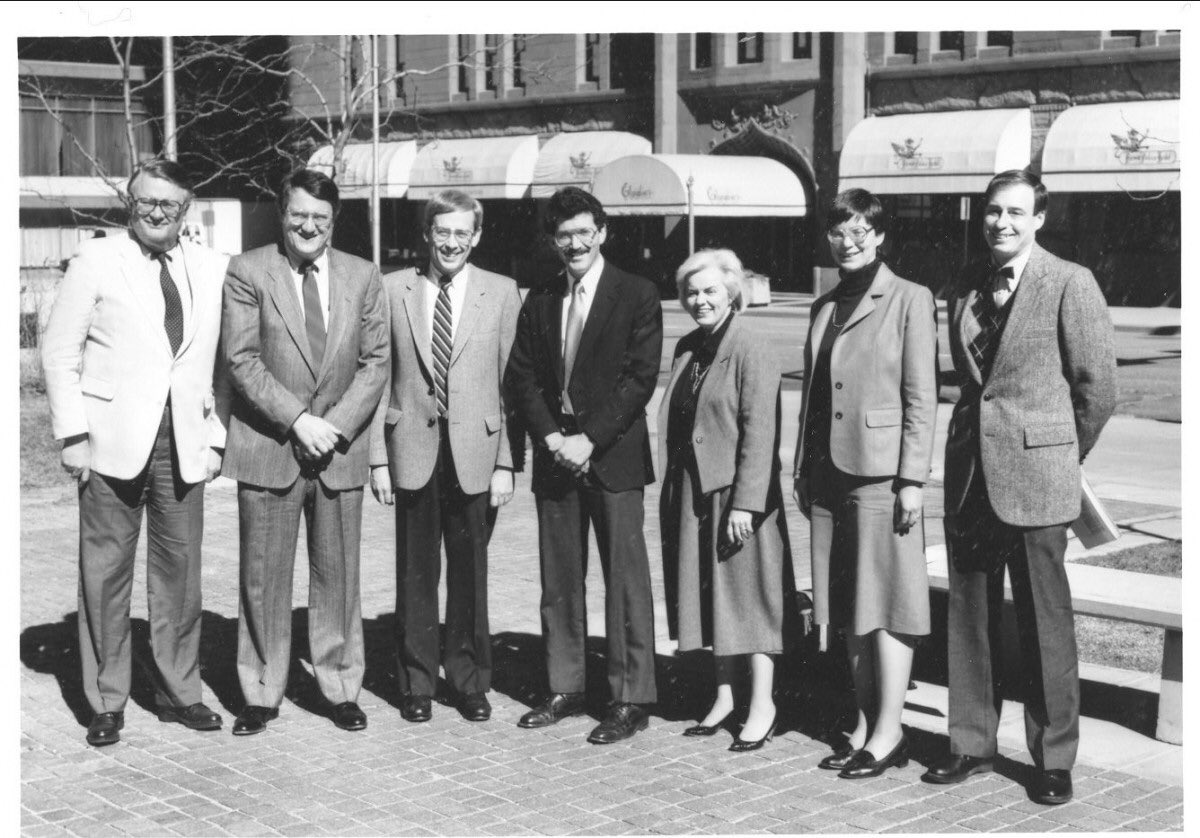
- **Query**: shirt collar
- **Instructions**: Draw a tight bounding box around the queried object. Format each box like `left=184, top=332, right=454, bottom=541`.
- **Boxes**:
left=132, top=230, right=181, bottom=262
left=426, top=262, right=470, bottom=287
left=291, top=250, right=330, bottom=278
left=992, top=246, right=1033, bottom=284
left=567, top=253, right=605, bottom=296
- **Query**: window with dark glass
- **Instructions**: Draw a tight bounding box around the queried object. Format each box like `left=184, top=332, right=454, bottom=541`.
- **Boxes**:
left=584, top=33, right=601, bottom=82
left=512, top=34, right=526, bottom=88
left=349, top=35, right=363, bottom=88
left=610, top=33, right=654, bottom=89
left=1109, top=30, right=1141, bottom=45
left=484, top=34, right=500, bottom=91
left=893, top=32, right=917, bottom=55
left=736, top=32, right=764, bottom=64
left=394, top=36, right=406, bottom=98
left=456, top=34, right=470, bottom=94
left=986, top=31, right=1013, bottom=48
left=694, top=33, right=713, bottom=69
left=939, top=31, right=964, bottom=54
left=792, top=32, right=812, bottom=59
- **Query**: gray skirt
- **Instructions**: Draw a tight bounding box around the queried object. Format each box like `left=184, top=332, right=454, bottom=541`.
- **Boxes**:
left=809, top=461, right=930, bottom=637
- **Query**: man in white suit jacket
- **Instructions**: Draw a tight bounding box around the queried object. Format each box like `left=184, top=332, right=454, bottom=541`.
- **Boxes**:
left=41, top=159, right=229, bottom=746
left=369, top=190, right=522, bottom=724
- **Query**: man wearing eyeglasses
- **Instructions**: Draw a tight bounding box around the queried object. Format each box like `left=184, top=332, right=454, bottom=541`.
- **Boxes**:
left=221, top=168, right=388, bottom=736
left=367, top=189, right=522, bottom=724
left=41, top=159, right=229, bottom=746
left=506, top=186, right=663, bottom=744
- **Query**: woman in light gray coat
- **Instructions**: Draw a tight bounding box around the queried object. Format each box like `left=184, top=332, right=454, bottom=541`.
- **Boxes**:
left=794, top=189, right=937, bottom=779
left=659, top=249, right=792, bottom=752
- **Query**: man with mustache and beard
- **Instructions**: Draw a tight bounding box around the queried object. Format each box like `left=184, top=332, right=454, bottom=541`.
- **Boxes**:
left=368, top=189, right=522, bottom=724
left=506, top=187, right=663, bottom=744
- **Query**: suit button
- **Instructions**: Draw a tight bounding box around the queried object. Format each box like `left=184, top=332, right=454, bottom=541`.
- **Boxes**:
left=695, top=435, right=704, bottom=444
left=834, top=382, right=843, bottom=389
left=427, top=418, right=436, bottom=427
left=428, top=387, right=434, bottom=396
left=834, top=412, right=843, bottom=420
left=983, top=393, right=993, bottom=401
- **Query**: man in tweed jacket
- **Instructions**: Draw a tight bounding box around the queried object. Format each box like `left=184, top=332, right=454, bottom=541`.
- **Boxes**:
left=923, top=170, right=1116, bottom=805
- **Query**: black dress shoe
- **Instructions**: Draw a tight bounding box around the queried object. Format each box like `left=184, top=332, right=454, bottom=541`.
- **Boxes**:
left=838, top=735, right=909, bottom=779
left=730, top=719, right=777, bottom=753
left=921, top=753, right=995, bottom=784
left=683, top=723, right=721, bottom=737
left=157, top=702, right=223, bottom=731
left=818, top=739, right=861, bottom=770
left=1032, top=769, right=1073, bottom=805
left=332, top=702, right=367, bottom=731
left=400, top=695, right=432, bottom=723
left=232, top=705, right=278, bottom=736
left=518, top=692, right=586, bottom=729
left=588, top=703, right=649, bottom=744
left=86, top=711, right=124, bottom=747
left=459, top=692, right=492, bottom=722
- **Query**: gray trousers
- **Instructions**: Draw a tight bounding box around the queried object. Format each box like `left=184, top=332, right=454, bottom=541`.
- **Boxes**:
left=236, top=479, right=364, bottom=709
left=78, top=405, right=205, bottom=714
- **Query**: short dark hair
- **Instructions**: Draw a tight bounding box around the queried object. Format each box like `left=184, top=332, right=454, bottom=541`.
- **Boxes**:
left=543, top=186, right=607, bottom=235
left=128, top=158, right=195, bottom=196
left=424, top=189, right=483, bottom=231
left=278, top=168, right=341, bottom=217
left=826, top=188, right=889, bottom=235
left=984, top=169, right=1049, bottom=215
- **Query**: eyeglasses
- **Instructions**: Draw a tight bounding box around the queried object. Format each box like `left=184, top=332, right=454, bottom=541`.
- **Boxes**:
left=130, top=197, right=188, bottom=218
left=286, top=210, right=333, bottom=229
left=429, top=226, right=475, bottom=245
left=554, top=227, right=599, bottom=248
left=825, top=226, right=874, bottom=245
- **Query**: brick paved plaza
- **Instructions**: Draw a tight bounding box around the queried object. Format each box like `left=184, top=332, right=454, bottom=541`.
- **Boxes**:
left=20, top=459, right=1184, bottom=835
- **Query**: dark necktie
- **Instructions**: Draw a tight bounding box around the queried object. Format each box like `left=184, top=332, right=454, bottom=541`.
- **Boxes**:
left=432, top=276, right=453, bottom=416
left=967, top=268, right=1014, bottom=382
left=301, top=262, right=326, bottom=368
left=156, top=253, right=183, bottom=356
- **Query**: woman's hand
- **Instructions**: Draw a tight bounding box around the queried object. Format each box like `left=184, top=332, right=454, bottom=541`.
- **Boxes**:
left=792, top=476, right=811, bottom=520
left=725, top=508, right=755, bottom=546
left=894, top=484, right=923, bottom=535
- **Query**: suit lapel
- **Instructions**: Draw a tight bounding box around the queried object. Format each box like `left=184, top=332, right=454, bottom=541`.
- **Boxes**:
left=450, top=267, right=482, bottom=367
left=956, top=268, right=987, bottom=386
left=266, top=249, right=317, bottom=378
left=694, top=319, right=735, bottom=419
left=317, top=249, right=352, bottom=385
left=808, top=298, right=834, bottom=370
left=839, top=263, right=895, bottom=334
left=404, top=269, right=435, bottom=380
left=543, top=275, right=567, bottom=390
left=175, top=241, right=202, bottom=357
left=573, top=266, right=618, bottom=373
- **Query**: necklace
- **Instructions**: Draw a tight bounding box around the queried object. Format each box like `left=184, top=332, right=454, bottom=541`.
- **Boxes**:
left=830, top=300, right=850, bottom=330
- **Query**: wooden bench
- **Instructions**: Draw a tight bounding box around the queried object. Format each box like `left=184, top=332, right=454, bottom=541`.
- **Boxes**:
left=925, top=546, right=1182, bottom=744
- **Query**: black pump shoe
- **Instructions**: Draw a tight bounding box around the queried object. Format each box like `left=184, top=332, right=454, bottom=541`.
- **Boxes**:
left=838, top=735, right=909, bottom=779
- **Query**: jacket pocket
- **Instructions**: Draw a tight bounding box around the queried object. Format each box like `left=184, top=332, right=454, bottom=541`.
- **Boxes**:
left=385, top=406, right=403, bottom=425
left=1021, top=327, right=1058, bottom=341
left=1024, top=423, right=1076, bottom=448
left=865, top=408, right=903, bottom=428
left=80, top=375, right=115, bottom=401
left=484, top=414, right=502, bottom=434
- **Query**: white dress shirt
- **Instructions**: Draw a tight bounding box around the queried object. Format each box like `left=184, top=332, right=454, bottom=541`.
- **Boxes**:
left=424, top=263, right=470, bottom=342
left=288, top=249, right=331, bottom=328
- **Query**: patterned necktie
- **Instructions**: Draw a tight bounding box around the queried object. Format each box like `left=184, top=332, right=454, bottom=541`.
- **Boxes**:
left=432, top=276, right=453, bottom=416
left=301, top=262, right=326, bottom=368
left=156, top=253, right=183, bottom=356
left=991, top=265, right=1016, bottom=309
left=967, top=284, right=1010, bottom=383
left=561, top=281, right=585, bottom=414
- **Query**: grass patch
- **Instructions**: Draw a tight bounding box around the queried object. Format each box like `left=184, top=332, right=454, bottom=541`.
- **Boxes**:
left=1073, top=540, right=1181, bottom=673
left=21, top=387, right=67, bottom=489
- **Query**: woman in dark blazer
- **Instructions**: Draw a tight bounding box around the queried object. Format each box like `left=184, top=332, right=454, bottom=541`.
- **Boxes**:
left=658, top=248, right=791, bottom=752
left=793, top=189, right=938, bottom=779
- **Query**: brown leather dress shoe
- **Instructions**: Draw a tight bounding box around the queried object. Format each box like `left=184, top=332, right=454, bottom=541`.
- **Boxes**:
left=921, top=754, right=995, bottom=784
left=232, top=705, right=278, bottom=736
left=400, top=695, right=432, bottom=723
left=332, top=702, right=367, bottom=731
left=587, top=703, right=649, bottom=744
left=459, top=692, right=492, bottom=722
left=1032, top=769, right=1073, bottom=805
left=157, top=702, right=223, bottom=731
left=518, top=693, right=586, bottom=729
left=86, top=711, right=124, bottom=747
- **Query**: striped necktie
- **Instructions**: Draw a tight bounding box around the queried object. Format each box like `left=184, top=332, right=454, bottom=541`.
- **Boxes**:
left=432, top=276, right=453, bottom=416
left=561, top=280, right=585, bottom=414
left=301, top=262, right=326, bottom=368
left=156, top=253, right=183, bottom=356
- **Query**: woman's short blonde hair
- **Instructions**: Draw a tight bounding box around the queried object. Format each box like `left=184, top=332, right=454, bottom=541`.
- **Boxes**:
left=675, top=248, right=746, bottom=312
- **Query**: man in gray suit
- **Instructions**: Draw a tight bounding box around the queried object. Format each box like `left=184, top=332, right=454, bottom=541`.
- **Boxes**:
left=222, top=169, right=389, bottom=735
left=923, top=170, right=1116, bottom=804
left=368, top=189, right=522, bottom=724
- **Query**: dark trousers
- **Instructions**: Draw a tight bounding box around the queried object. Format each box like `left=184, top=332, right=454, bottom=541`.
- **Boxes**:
left=394, top=424, right=496, bottom=697
left=945, top=472, right=1078, bottom=770
left=236, top=479, right=364, bottom=709
left=535, top=470, right=658, bottom=704
left=77, top=404, right=205, bottom=714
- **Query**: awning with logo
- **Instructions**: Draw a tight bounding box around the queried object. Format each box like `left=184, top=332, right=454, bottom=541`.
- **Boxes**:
left=307, top=141, right=418, bottom=199
left=407, top=135, right=540, bottom=200
left=531, top=131, right=652, bottom=198
left=1042, top=100, right=1180, bottom=193
left=20, top=176, right=128, bottom=210
left=591, top=154, right=808, bottom=217
left=838, top=109, right=1031, bottom=194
